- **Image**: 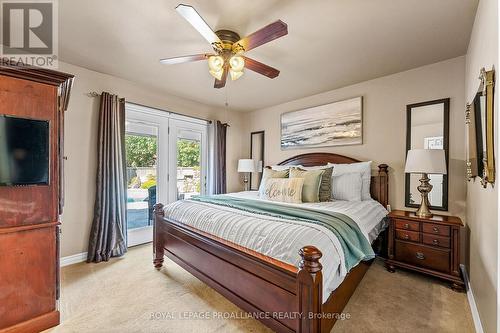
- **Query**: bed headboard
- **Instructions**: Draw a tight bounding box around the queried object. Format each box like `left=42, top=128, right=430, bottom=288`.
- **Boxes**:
left=277, top=153, right=389, bottom=208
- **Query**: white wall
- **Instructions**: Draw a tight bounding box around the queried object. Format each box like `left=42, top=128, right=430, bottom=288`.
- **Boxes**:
left=244, top=56, right=466, bottom=218
left=464, top=0, right=498, bottom=331
left=59, top=61, right=246, bottom=258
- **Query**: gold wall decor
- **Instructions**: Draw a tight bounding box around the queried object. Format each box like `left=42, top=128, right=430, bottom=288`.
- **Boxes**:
left=466, top=68, right=495, bottom=187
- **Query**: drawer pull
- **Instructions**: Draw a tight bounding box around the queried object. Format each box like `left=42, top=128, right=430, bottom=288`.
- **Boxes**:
left=404, top=234, right=409, bottom=240
left=432, top=227, right=439, bottom=233
left=415, top=252, right=425, bottom=260
left=404, top=223, right=410, bottom=229
left=432, top=239, right=439, bottom=245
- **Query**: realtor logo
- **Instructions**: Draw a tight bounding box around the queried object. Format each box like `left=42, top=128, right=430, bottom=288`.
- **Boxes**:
left=1, top=0, right=58, bottom=67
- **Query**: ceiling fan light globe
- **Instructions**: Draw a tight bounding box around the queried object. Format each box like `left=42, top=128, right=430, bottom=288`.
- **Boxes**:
left=208, top=55, right=224, bottom=72
left=229, top=69, right=244, bottom=81
left=209, top=69, right=224, bottom=80
left=229, top=56, right=245, bottom=72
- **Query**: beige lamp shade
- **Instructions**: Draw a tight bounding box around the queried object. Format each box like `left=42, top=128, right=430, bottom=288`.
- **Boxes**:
left=237, top=159, right=256, bottom=173
left=405, top=149, right=447, bottom=174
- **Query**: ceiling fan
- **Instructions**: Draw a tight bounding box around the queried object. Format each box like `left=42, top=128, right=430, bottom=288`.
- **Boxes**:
left=160, top=4, right=288, bottom=89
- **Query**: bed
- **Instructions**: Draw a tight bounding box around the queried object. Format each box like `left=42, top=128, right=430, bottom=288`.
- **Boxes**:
left=153, top=153, right=389, bottom=333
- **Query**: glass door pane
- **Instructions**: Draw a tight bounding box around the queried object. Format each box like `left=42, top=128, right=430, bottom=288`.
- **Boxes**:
left=125, top=121, right=158, bottom=246
left=125, top=128, right=157, bottom=229
left=169, top=118, right=207, bottom=202
left=177, top=136, right=201, bottom=200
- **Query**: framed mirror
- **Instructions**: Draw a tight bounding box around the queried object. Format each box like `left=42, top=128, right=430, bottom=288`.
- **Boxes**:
left=405, top=98, right=449, bottom=211
left=466, top=94, right=482, bottom=179
left=250, top=131, right=265, bottom=190
left=466, top=68, right=495, bottom=187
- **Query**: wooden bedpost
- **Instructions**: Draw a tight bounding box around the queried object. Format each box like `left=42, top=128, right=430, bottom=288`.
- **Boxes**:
left=297, top=246, right=323, bottom=333
left=377, top=164, right=389, bottom=208
left=153, top=203, right=165, bottom=270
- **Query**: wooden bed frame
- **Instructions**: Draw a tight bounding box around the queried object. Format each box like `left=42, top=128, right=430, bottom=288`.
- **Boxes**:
left=153, top=153, right=389, bottom=333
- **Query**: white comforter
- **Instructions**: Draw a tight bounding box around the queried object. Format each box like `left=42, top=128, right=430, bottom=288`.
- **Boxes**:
left=163, top=191, right=388, bottom=302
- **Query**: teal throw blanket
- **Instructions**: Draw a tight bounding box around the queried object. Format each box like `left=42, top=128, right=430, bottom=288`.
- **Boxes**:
left=190, top=195, right=375, bottom=271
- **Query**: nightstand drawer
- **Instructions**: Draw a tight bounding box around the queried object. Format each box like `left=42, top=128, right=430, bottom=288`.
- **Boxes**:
left=394, top=240, right=450, bottom=273
left=394, top=219, right=419, bottom=232
left=395, top=229, right=420, bottom=242
left=422, top=234, right=450, bottom=248
left=422, top=223, right=450, bottom=236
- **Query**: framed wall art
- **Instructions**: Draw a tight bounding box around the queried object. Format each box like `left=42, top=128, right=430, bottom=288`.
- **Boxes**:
left=280, top=96, right=363, bottom=149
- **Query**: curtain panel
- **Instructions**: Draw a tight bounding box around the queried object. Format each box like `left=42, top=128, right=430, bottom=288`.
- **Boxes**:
left=87, top=92, right=127, bottom=263
left=208, top=120, right=228, bottom=194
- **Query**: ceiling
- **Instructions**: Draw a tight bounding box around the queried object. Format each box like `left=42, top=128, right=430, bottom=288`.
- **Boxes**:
left=59, top=0, right=478, bottom=112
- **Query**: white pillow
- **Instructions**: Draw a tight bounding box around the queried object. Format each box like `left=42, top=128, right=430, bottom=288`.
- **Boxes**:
left=331, top=172, right=363, bottom=201
left=328, top=161, right=372, bottom=200
left=270, top=165, right=302, bottom=171
left=298, top=164, right=329, bottom=170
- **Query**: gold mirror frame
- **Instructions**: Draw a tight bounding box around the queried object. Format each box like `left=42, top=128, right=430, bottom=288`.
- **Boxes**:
left=466, top=68, right=495, bottom=187
left=483, top=68, right=495, bottom=186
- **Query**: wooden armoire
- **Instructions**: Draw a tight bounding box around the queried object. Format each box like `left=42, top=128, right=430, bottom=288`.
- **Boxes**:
left=0, top=62, right=74, bottom=333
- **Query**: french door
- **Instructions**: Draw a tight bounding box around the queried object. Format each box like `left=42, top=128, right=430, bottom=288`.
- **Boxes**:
left=125, top=104, right=207, bottom=246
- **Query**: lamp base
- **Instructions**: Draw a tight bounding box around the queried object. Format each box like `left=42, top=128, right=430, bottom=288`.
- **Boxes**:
left=415, top=173, right=433, bottom=218
left=415, top=203, right=433, bottom=218
left=243, top=174, right=249, bottom=191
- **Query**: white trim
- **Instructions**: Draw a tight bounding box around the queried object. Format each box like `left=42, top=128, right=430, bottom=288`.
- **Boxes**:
left=125, top=102, right=170, bottom=118
left=169, top=112, right=209, bottom=126
left=60, top=252, right=88, bottom=267
left=125, top=102, right=209, bottom=125
left=461, top=264, right=484, bottom=333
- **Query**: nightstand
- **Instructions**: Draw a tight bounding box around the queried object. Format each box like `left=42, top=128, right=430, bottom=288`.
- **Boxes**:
left=385, top=210, right=465, bottom=291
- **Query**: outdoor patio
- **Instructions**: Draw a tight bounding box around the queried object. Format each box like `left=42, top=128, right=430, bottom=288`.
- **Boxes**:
left=127, top=188, right=152, bottom=229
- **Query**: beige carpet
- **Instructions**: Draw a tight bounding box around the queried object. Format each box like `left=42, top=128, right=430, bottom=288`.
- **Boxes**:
left=45, top=244, right=474, bottom=333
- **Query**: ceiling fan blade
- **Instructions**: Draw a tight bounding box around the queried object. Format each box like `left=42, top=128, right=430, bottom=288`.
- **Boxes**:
left=159, top=54, right=212, bottom=65
left=234, top=20, right=287, bottom=52
left=214, top=68, right=228, bottom=89
left=243, top=57, right=280, bottom=79
left=176, top=4, right=222, bottom=47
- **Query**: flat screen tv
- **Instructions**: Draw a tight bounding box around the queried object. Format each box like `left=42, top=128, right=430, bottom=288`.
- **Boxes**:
left=0, top=115, right=49, bottom=186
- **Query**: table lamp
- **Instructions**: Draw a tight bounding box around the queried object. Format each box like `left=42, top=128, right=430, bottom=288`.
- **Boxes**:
left=237, top=159, right=256, bottom=191
left=404, top=149, right=447, bottom=218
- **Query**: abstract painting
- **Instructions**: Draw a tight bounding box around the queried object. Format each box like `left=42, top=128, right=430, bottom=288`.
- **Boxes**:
left=281, top=96, right=363, bottom=149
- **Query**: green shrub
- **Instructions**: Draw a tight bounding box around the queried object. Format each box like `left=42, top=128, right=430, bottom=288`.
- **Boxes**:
left=125, top=135, right=157, bottom=168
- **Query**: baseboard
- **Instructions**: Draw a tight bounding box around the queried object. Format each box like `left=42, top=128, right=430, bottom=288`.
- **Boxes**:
left=460, top=264, right=484, bottom=333
left=60, top=252, right=88, bottom=267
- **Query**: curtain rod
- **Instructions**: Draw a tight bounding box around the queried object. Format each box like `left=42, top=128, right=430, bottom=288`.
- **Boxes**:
left=86, top=91, right=125, bottom=101
left=86, top=91, right=221, bottom=125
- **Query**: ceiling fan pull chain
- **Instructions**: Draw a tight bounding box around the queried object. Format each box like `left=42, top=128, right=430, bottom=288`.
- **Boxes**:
left=224, top=86, right=229, bottom=122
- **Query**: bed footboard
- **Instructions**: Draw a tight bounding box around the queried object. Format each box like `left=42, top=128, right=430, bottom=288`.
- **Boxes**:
left=152, top=203, right=371, bottom=333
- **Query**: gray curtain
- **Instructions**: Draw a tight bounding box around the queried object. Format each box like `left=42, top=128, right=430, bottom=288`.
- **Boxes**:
left=87, top=92, right=127, bottom=263
left=208, top=120, right=228, bottom=194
